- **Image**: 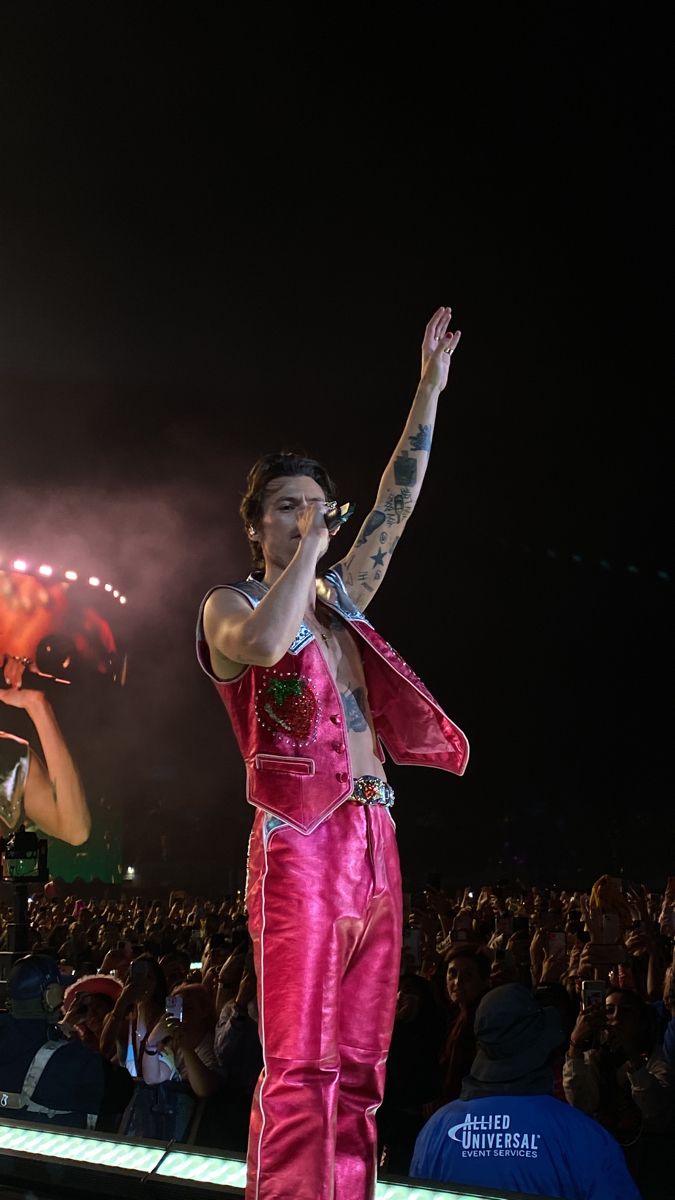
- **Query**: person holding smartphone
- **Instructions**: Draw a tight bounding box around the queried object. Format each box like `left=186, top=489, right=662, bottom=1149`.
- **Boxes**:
left=197, top=305, right=469, bottom=1200
left=146, top=982, right=221, bottom=1100
left=564, top=986, right=673, bottom=1192
left=99, top=952, right=167, bottom=1077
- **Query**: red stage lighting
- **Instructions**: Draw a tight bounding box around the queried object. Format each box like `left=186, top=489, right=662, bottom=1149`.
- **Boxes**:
left=0, top=558, right=129, bottom=690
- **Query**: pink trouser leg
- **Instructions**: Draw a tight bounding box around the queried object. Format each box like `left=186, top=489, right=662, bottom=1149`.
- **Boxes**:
left=245, top=802, right=402, bottom=1200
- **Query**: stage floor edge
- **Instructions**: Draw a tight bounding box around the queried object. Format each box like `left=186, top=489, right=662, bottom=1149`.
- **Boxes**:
left=0, top=1118, right=557, bottom=1200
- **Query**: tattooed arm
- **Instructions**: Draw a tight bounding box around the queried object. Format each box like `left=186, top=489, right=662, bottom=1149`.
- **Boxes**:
left=332, top=305, right=461, bottom=612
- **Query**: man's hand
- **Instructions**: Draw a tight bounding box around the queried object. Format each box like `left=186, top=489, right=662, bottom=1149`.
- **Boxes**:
left=420, top=305, right=461, bottom=393
left=1, top=656, right=45, bottom=709
left=295, top=497, right=330, bottom=561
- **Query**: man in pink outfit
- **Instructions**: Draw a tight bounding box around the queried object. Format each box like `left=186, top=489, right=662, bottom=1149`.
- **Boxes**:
left=197, top=305, right=469, bottom=1199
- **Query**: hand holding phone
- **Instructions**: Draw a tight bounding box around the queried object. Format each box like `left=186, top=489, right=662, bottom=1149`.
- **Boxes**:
left=165, top=994, right=184, bottom=1022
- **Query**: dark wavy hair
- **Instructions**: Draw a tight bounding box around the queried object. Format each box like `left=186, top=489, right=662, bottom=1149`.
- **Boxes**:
left=239, top=450, right=338, bottom=569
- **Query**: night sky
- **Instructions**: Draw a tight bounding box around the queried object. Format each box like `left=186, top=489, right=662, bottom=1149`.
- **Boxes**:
left=1, top=6, right=671, bottom=893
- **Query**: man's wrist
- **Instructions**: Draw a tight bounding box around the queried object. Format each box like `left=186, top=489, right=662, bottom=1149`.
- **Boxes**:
left=23, top=692, right=50, bottom=715
left=415, top=378, right=441, bottom=403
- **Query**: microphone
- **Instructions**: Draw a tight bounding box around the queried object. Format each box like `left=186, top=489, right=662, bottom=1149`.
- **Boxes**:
left=325, top=501, right=355, bottom=536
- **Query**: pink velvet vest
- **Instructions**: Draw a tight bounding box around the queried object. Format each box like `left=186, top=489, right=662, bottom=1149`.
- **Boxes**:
left=196, top=570, right=469, bottom=834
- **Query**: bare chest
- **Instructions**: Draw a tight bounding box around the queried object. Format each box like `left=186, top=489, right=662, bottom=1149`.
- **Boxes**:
left=303, top=610, right=381, bottom=770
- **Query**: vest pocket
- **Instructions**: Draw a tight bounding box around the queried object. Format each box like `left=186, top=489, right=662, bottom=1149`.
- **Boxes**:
left=250, top=754, right=316, bottom=831
left=254, top=754, right=315, bottom=775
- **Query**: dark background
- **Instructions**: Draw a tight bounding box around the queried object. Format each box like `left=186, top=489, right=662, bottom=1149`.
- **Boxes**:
left=0, top=4, right=671, bottom=894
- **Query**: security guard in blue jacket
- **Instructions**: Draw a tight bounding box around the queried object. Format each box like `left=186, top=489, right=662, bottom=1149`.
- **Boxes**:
left=0, top=953, right=133, bottom=1130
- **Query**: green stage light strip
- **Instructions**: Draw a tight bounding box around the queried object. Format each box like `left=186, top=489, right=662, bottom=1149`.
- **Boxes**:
left=0, top=1121, right=504, bottom=1200
left=158, top=1148, right=500, bottom=1199
left=0, top=1122, right=161, bottom=1171
left=157, top=1149, right=247, bottom=1188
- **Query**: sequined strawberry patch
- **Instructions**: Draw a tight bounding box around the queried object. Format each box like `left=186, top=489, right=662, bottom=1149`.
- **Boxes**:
left=258, top=674, right=318, bottom=742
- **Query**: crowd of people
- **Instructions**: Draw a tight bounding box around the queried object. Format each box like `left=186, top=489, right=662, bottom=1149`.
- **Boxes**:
left=0, top=871, right=673, bottom=1199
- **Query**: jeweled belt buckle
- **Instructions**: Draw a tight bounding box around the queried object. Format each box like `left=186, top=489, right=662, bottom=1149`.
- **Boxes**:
left=350, top=775, right=395, bottom=808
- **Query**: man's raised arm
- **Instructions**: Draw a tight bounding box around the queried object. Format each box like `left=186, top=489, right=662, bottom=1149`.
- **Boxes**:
left=1, top=658, right=91, bottom=846
left=334, top=305, right=461, bottom=612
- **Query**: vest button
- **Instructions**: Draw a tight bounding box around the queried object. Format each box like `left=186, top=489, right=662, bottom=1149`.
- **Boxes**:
left=330, top=713, right=341, bottom=724
left=333, top=742, right=345, bottom=753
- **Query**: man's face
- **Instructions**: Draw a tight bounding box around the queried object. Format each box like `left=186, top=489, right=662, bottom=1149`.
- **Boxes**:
left=254, top=475, right=327, bottom=572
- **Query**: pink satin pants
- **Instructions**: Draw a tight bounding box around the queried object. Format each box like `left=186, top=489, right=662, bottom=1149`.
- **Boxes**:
left=245, top=799, right=402, bottom=1200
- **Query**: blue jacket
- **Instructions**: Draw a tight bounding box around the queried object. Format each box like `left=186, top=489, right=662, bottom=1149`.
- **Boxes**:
left=410, top=1093, right=642, bottom=1200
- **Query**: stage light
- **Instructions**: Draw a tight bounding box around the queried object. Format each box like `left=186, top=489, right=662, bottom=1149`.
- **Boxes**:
left=65, top=569, right=78, bottom=580
left=104, top=583, right=113, bottom=591
left=158, top=1150, right=246, bottom=1187
left=0, top=1124, right=161, bottom=1171
left=38, top=564, right=53, bottom=576
left=119, top=595, right=127, bottom=604
left=12, top=559, right=27, bottom=571
left=89, top=576, right=100, bottom=586
left=113, top=589, right=119, bottom=597
left=0, top=1120, right=494, bottom=1199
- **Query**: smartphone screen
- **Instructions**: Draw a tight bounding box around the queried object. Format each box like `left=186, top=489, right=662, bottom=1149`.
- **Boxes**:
left=548, top=931, right=567, bottom=956
left=581, top=980, right=606, bottom=1009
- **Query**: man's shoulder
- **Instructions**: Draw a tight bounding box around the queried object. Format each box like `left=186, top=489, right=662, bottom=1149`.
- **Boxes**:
left=200, top=579, right=264, bottom=614
left=317, top=569, right=369, bottom=622
left=38, top=1035, right=105, bottom=1089
left=423, top=1091, right=613, bottom=1134
left=419, top=1095, right=467, bottom=1131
